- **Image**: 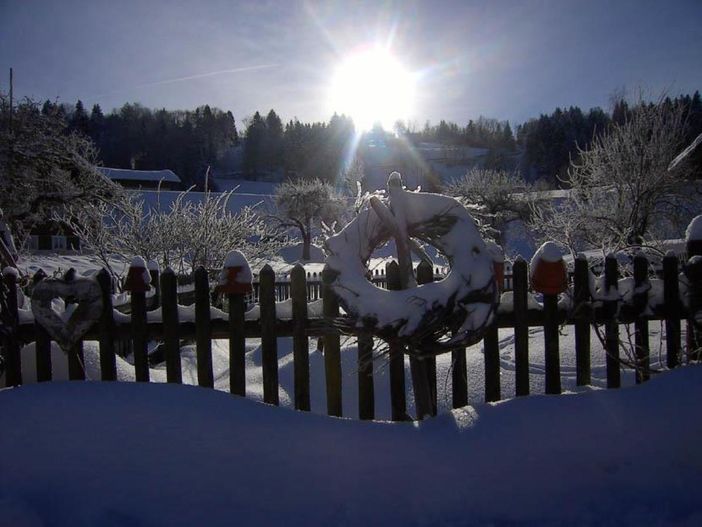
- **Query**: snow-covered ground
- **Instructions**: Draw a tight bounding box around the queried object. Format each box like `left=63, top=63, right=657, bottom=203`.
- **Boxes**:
left=1, top=362, right=700, bottom=525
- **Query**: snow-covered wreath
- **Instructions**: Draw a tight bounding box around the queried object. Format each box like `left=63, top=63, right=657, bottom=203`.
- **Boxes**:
left=325, top=172, right=498, bottom=356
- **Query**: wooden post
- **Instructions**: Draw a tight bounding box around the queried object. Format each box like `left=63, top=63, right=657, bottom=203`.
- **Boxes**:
left=512, top=257, right=530, bottom=396
left=63, top=271, right=86, bottom=381
left=96, top=269, right=117, bottom=381
left=451, top=347, right=468, bottom=409
left=483, top=323, right=500, bottom=402
left=33, top=270, right=52, bottom=382
left=386, top=261, right=408, bottom=420
left=632, top=255, right=650, bottom=383
left=542, top=293, right=561, bottom=394
left=322, top=265, right=342, bottom=416
left=227, top=292, right=246, bottom=397
left=160, top=268, right=182, bottom=384
left=416, top=261, right=437, bottom=415
left=148, top=261, right=160, bottom=308
left=604, top=255, right=620, bottom=388
left=260, top=264, right=279, bottom=405
left=663, top=253, right=681, bottom=369
left=573, top=256, right=591, bottom=386
left=2, top=270, right=22, bottom=386
left=194, top=266, right=214, bottom=388
left=130, top=288, right=149, bottom=382
left=291, top=264, right=310, bottom=411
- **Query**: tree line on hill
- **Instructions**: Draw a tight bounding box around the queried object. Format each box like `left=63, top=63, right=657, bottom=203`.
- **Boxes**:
left=31, top=89, right=702, bottom=189
left=42, top=100, right=239, bottom=188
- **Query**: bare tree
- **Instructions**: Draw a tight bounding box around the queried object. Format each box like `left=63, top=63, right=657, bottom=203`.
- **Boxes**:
left=446, top=168, right=533, bottom=246
left=0, top=94, right=120, bottom=245
left=273, top=178, right=346, bottom=261
left=531, top=99, right=696, bottom=255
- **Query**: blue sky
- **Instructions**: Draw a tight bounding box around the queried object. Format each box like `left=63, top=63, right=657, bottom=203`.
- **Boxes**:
left=1, top=0, right=701, bottom=127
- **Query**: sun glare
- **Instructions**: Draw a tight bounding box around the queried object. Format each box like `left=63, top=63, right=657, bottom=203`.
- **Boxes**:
left=327, top=48, right=416, bottom=132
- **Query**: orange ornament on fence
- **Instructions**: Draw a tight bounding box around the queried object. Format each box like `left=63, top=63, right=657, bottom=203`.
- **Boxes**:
left=530, top=242, right=567, bottom=295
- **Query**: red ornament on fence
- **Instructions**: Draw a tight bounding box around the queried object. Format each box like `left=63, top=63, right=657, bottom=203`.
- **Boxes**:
left=530, top=242, right=567, bottom=295
left=215, top=250, right=254, bottom=295
left=123, top=256, right=151, bottom=293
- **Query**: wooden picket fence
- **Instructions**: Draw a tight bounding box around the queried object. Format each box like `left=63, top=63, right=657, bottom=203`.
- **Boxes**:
left=2, top=253, right=701, bottom=421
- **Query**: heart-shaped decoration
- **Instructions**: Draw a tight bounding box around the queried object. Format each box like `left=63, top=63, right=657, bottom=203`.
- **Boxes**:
left=31, top=277, right=103, bottom=351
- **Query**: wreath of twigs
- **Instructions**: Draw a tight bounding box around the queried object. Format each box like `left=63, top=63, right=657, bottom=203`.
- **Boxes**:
left=325, top=185, right=498, bottom=357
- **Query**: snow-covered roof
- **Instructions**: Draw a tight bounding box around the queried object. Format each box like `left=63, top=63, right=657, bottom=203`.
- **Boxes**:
left=97, top=167, right=181, bottom=184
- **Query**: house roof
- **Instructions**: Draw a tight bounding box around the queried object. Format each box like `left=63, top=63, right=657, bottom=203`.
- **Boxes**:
left=97, top=167, right=181, bottom=184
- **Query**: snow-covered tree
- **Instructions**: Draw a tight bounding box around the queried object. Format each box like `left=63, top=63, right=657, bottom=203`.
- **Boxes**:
left=446, top=168, right=533, bottom=246
left=0, top=94, right=120, bottom=245
left=273, top=178, right=346, bottom=261
left=531, top=99, right=697, bottom=254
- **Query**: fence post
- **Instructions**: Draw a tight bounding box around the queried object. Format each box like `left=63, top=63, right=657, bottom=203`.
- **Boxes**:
left=148, top=260, right=160, bottom=308
left=483, top=322, right=500, bottom=402
left=62, top=270, right=86, bottom=381
left=2, top=269, right=22, bottom=386
left=161, top=268, right=182, bottom=384
left=604, top=254, right=620, bottom=388
left=126, top=261, right=150, bottom=383
left=322, top=265, right=342, bottom=417
left=227, top=294, right=247, bottom=397
left=663, top=253, right=681, bottom=369
left=574, top=255, right=591, bottom=386
left=96, top=269, right=117, bottom=381
left=415, top=261, right=437, bottom=416
left=386, top=261, right=408, bottom=420
left=291, top=264, right=310, bottom=411
left=512, top=257, right=529, bottom=396
left=194, top=266, right=214, bottom=388
left=632, top=255, right=650, bottom=383
left=260, top=264, right=279, bottom=405
left=33, top=269, right=52, bottom=382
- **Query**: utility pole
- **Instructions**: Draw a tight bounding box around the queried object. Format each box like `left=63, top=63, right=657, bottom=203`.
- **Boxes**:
left=8, top=67, right=13, bottom=131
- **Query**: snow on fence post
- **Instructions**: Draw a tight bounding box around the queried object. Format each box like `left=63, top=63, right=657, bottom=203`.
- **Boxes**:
left=385, top=261, right=408, bottom=421
left=662, top=253, right=681, bottom=369
left=416, top=260, right=437, bottom=416
left=573, top=255, right=591, bottom=387
left=603, top=255, right=621, bottom=388
left=512, top=257, right=530, bottom=396
left=531, top=243, right=568, bottom=395
left=2, top=267, right=22, bottom=386
left=291, top=264, right=311, bottom=411
left=160, top=268, right=182, bottom=384
left=96, top=269, right=117, bottom=382
left=322, top=264, right=342, bottom=417
left=32, top=269, right=52, bottom=382
left=194, top=266, right=214, bottom=389
left=125, top=258, right=150, bottom=383
left=633, top=255, right=650, bottom=383
left=260, top=264, right=279, bottom=405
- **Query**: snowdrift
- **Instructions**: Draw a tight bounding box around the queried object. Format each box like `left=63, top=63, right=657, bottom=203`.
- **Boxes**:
left=1, top=366, right=701, bottom=526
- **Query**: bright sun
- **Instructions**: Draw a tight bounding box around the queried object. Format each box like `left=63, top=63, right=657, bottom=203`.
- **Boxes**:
left=327, top=48, right=416, bottom=132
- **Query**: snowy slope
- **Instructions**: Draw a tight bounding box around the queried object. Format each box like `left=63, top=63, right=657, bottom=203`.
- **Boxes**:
left=1, top=365, right=701, bottom=526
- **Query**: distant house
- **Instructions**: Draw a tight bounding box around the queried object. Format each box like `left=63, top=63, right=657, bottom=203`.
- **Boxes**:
left=97, top=167, right=182, bottom=190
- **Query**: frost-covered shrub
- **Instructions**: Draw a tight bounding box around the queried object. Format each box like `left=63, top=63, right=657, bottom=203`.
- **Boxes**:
left=530, top=99, right=697, bottom=255
left=64, top=187, right=284, bottom=285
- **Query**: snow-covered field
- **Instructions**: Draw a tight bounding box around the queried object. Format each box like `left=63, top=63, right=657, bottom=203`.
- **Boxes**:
left=1, top=362, right=701, bottom=526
